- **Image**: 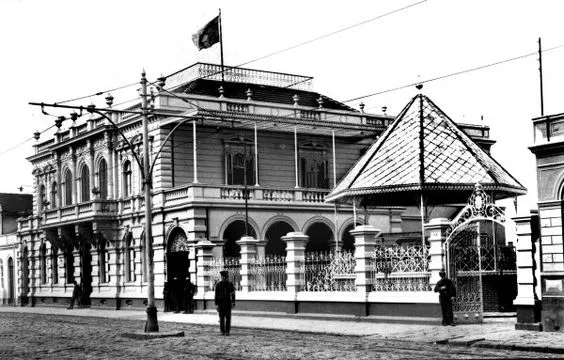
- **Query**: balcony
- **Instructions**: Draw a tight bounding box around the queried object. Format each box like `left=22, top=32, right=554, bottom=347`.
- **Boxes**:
left=159, top=184, right=330, bottom=209
left=41, top=199, right=119, bottom=227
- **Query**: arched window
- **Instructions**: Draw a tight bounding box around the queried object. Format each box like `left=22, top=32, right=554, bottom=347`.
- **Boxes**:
left=51, top=182, right=57, bottom=208
left=124, top=233, right=135, bottom=282
left=81, top=165, right=90, bottom=202
left=40, top=243, right=47, bottom=284
left=64, top=170, right=73, bottom=206
left=38, top=184, right=46, bottom=213
left=0, top=259, right=4, bottom=289
left=224, top=137, right=256, bottom=186
left=123, top=161, right=132, bottom=197
left=98, top=159, right=108, bottom=200
left=51, top=247, right=59, bottom=284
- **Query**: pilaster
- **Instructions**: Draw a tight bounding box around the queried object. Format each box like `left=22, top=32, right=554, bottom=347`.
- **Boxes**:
left=424, top=218, right=450, bottom=286
left=350, top=225, right=379, bottom=293
left=282, top=232, right=307, bottom=294
left=236, top=236, right=258, bottom=292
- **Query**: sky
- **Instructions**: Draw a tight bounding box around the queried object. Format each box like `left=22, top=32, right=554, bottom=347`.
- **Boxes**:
left=0, top=0, right=563, bottom=217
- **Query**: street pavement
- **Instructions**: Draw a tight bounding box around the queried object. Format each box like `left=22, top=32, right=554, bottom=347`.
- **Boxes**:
left=0, top=306, right=563, bottom=357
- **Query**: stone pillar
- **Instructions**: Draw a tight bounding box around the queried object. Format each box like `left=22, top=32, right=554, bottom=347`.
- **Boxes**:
left=425, top=218, right=451, bottom=286
left=195, top=240, right=215, bottom=295
left=350, top=225, right=379, bottom=293
left=513, top=214, right=542, bottom=330
left=237, top=236, right=258, bottom=292
left=282, top=232, right=307, bottom=294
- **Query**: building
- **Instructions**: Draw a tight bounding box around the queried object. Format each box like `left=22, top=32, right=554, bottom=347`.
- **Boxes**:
left=529, top=111, right=564, bottom=332
left=18, top=63, right=501, bottom=315
left=0, top=193, right=32, bottom=304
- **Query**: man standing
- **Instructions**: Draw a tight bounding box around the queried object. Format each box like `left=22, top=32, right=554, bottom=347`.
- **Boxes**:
left=67, top=280, right=81, bottom=310
left=183, top=276, right=196, bottom=314
left=434, top=270, right=456, bottom=326
left=214, top=270, right=236, bottom=335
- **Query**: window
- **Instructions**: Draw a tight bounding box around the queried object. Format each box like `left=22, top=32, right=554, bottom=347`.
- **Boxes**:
left=224, top=137, right=256, bottom=186
left=99, top=241, right=109, bottom=283
left=51, top=182, right=57, bottom=208
left=64, top=170, right=73, bottom=206
left=125, top=233, right=135, bottom=282
left=51, top=247, right=58, bottom=284
left=65, top=250, right=74, bottom=283
left=123, top=161, right=132, bottom=197
left=38, top=184, right=46, bottom=213
left=299, top=142, right=329, bottom=189
left=40, top=243, right=47, bottom=284
left=81, top=165, right=90, bottom=202
left=98, top=159, right=108, bottom=200
left=0, top=259, right=3, bottom=288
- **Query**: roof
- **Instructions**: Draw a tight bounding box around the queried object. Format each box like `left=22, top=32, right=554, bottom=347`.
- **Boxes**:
left=325, top=94, right=527, bottom=206
left=0, top=193, right=33, bottom=214
left=176, top=78, right=357, bottom=112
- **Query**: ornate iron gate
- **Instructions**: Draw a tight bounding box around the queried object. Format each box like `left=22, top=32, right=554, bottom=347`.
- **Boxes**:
left=447, top=222, right=483, bottom=323
left=445, top=184, right=508, bottom=324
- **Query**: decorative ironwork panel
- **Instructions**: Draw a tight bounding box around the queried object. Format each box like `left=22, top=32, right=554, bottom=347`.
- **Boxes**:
left=448, top=222, right=483, bottom=323
left=301, top=251, right=356, bottom=292
left=170, top=232, right=190, bottom=252
left=369, top=245, right=431, bottom=291
left=206, top=257, right=242, bottom=291
left=249, top=256, right=287, bottom=291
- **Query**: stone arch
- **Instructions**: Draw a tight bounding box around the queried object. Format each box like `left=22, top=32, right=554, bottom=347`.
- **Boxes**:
left=221, top=219, right=258, bottom=258
left=304, top=221, right=333, bottom=253
left=167, top=227, right=190, bottom=253
left=261, top=215, right=298, bottom=238
left=556, top=173, right=564, bottom=200
left=263, top=217, right=298, bottom=257
left=217, top=214, right=261, bottom=241
left=339, top=218, right=365, bottom=253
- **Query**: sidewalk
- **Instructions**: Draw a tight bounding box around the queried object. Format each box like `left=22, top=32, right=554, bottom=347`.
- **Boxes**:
left=1, top=306, right=563, bottom=354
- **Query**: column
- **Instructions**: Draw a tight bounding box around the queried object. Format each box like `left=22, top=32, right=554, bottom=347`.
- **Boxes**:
left=193, top=119, right=198, bottom=184
left=350, top=225, right=379, bottom=293
left=425, top=218, right=450, bottom=286
left=513, top=213, right=542, bottom=329
left=282, top=232, right=307, bottom=294
left=237, top=236, right=258, bottom=292
left=195, top=240, right=215, bottom=295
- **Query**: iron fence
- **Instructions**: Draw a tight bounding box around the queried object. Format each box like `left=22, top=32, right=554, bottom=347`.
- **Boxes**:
left=301, top=251, right=356, bottom=292
left=249, top=256, right=287, bottom=291
left=207, top=257, right=242, bottom=291
left=370, top=245, right=431, bottom=291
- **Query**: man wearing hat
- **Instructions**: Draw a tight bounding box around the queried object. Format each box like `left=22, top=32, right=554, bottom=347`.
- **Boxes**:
left=434, top=270, right=456, bottom=326
left=214, top=270, right=236, bottom=335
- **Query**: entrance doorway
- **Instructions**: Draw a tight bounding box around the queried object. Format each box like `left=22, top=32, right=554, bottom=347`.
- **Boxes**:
left=166, top=228, right=190, bottom=312
left=8, top=257, right=14, bottom=305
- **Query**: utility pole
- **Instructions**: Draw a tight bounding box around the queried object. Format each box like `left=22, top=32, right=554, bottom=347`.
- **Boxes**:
left=141, top=70, right=159, bottom=332
left=538, top=37, right=545, bottom=116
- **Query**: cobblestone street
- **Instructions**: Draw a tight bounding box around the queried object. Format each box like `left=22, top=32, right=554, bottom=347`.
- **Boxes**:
left=0, top=312, right=560, bottom=359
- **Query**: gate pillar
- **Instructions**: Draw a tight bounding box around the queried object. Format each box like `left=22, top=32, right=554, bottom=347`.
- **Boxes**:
left=350, top=225, right=380, bottom=293
left=195, top=240, right=216, bottom=297
left=425, top=218, right=450, bottom=286
left=282, top=232, right=308, bottom=295
left=237, top=236, right=258, bottom=292
left=513, top=213, right=542, bottom=330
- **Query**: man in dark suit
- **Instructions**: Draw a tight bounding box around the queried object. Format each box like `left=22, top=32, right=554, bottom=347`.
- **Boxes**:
left=434, top=270, right=456, bottom=326
left=67, top=280, right=81, bottom=310
left=214, top=270, right=236, bottom=335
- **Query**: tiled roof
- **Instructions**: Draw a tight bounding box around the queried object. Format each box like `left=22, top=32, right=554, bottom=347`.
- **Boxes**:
left=326, top=94, right=526, bottom=205
left=176, top=79, right=357, bottom=112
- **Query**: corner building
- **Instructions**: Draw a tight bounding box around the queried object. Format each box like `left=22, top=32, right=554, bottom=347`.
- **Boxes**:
left=19, top=63, right=495, bottom=311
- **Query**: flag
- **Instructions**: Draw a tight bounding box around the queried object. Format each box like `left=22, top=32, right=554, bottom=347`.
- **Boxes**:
left=192, top=16, right=220, bottom=50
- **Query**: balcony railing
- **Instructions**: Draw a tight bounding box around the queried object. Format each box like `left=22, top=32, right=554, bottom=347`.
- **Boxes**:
left=160, top=184, right=330, bottom=207
left=41, top=199, right=119, bottom=226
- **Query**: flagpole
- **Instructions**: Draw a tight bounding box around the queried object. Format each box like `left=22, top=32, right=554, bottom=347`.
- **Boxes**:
left=218, top=8, right=225, bottom=84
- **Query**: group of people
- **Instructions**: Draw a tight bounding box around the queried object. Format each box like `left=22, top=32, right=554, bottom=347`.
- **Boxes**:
left=167, top=276, right=196, bottom=314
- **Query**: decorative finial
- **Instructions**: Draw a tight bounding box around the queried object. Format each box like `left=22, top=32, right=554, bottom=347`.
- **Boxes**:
left=359, top=102, right=365, bottom=113
left=105, top=93, right=114, bottom=107
left=317, top=96, right=324, bottom=108
left=292, top=94, right=299, bottom=106
left=218, top=85, right=225, bottom=98
left=382, top=106, right=387, bottom=115
left=246, top=88, right=253, bottom=101
left=55, top=116, right=64, bottom=129
left=33, top=130, right=40, bottom=141
left=157, top=75, right=166, bottom=90
left=416, top=83, right=423, bottom=91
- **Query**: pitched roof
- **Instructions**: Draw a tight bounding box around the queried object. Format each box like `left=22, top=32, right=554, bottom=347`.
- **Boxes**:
left=326, top=94, right=526, bottom=205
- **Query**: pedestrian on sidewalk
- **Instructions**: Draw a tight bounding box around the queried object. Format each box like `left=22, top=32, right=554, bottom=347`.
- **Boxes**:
left=183, top=276, right=196, bottom=314
left=67, top=280, right=82, bottom=310
left=214, top=270, right=236, bottom=336
left=434, top=270, right=456, bottom=326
